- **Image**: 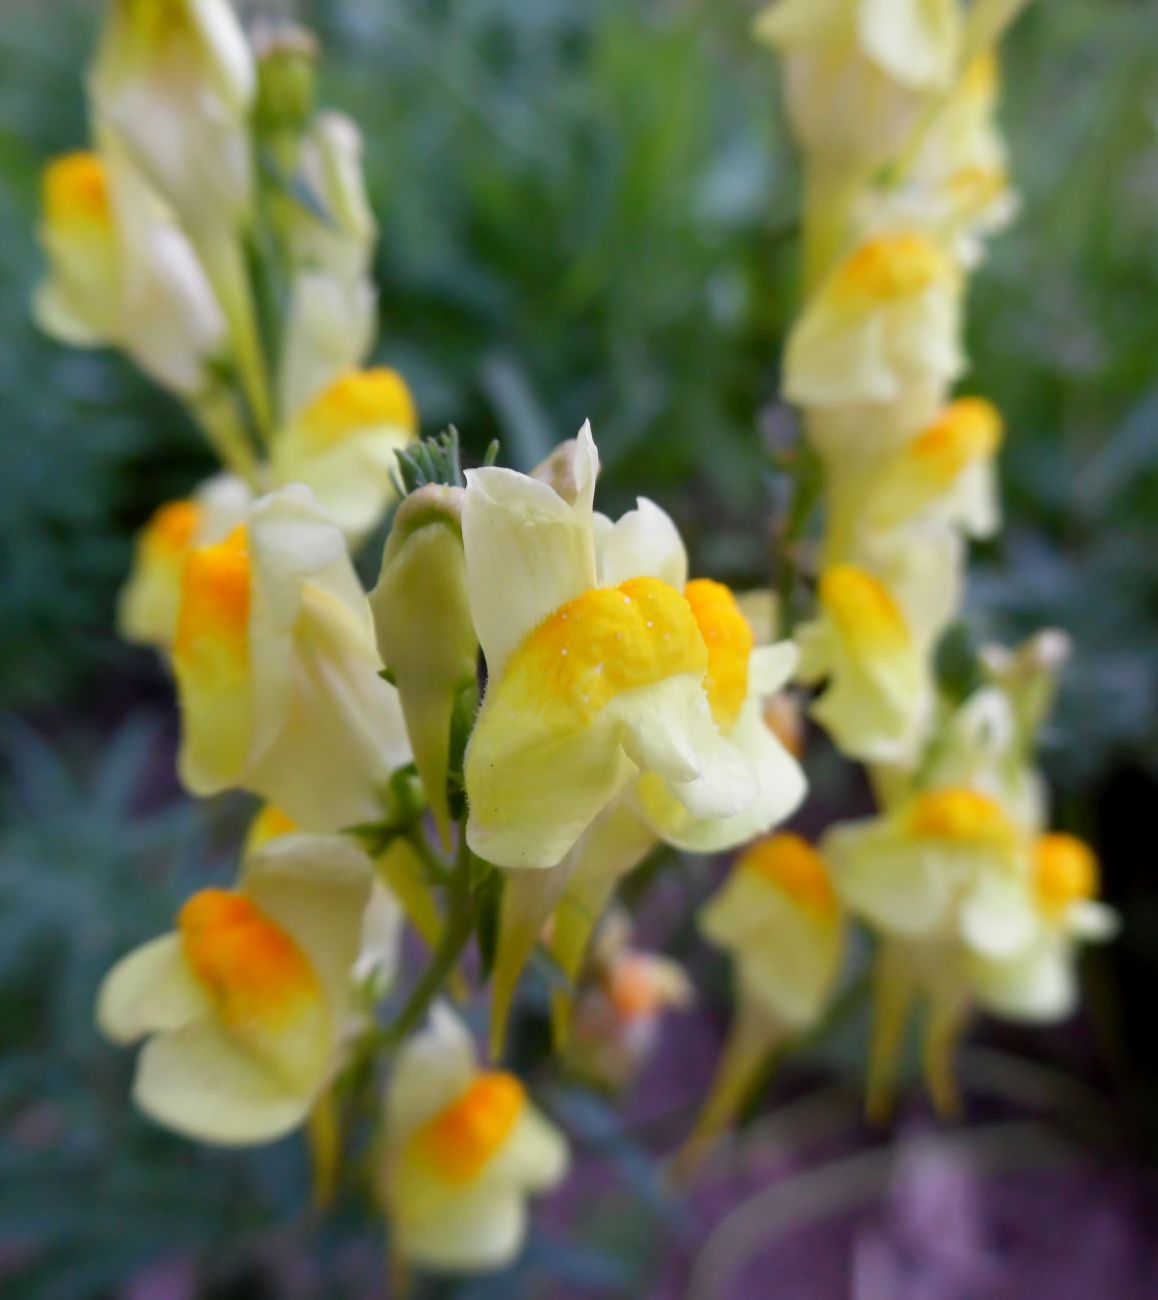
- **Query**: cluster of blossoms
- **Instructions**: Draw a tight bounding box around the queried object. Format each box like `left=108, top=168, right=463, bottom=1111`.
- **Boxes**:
left=35, top=0, right=1115, bottom=1279
left=726, top=0, right=1117, bottom=1123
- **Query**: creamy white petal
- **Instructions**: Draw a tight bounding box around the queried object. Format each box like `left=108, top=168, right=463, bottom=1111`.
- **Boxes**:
left=134, top=1022, right=311, bottom=1146
left=97, top=933, right=210, bottom=1044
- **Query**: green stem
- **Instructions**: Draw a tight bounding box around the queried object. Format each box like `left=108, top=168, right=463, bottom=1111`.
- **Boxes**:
left=192, top=390, right=264, bottom=489
left=773, top=443, right=822, bottom=639
left=382, top=838, right=476, bottom=1045
left=195, top=227, right=276, bottom=442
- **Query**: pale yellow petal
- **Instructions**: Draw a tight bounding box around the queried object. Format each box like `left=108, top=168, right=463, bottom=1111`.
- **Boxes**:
left=97, top=933, right=210, bottom=1044
left=134, top=1021, right=310, bottom=1146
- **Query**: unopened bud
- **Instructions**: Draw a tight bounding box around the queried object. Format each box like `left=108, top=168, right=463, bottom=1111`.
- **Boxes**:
left=253, top=21, right=319, bottom=147
left=370, top=486, right=478, bottom=847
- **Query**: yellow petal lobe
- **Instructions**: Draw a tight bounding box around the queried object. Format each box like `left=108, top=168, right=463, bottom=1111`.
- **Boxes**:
left=819, top=565, right=911, bottom=660
left=910, top=397, right=1002, bottom=480
left=1034, top=833, right=1098, bottom=917
left=408, top=1073, right=525, bottom=1185
left=298, top=368, right=417, bottom=449
left=179, top=888, right=327, bottom=1083
left=173, top=525, right=251, bottom=678
left=834, top=233, right=948, bottom=307
left=906, top=787, right=1015, bottom=845
left=506, top=576, right=706, bottom=724
left=44, top=152, right=112, bottom=231
left=738, top=833, right=837, bottom=919
left=245, top=805, right=300, bottom=853
left=684, top=579, right=752, bottom=730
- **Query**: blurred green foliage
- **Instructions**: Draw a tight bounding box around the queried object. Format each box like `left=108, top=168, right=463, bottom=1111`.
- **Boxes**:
left=1, top=0, right=1157, bottom=1294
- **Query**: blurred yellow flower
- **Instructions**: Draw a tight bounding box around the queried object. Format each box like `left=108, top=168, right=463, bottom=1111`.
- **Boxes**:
left=97, top=831, right=373, bottom=1145
left=172, top=486, right=410, bottom=830
left=377, top=1007, right=568, bottom=1272
left=785, top=230, right=964, bottom=407
left=272, top=367, right=418, bottom=541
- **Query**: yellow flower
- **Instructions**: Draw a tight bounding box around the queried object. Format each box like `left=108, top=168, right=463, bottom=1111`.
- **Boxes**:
left=462, top=424, right=804, bottom=871
left=681, top=834, right=844, bottom=1172
left=377, top=1007, right=568, bottom=1272
left=968, top=833, right=1118, bottom=1022
left=784, top=230, right=964, bottom=407
left=118, top=474, right=252, bottom=650
left=35, top=144, right=226, bottom=396
left=97, top=831, right=373, bottom=1145
left=172, top=485, right=411, bottom=831
left=796, top=562, right=933, bottom=764
left=755, top=0, right=961, bottom=166
left=92, top=0, right=255, bottom=233
left=272, top=367, right=418, bottom=540
left=703, top=834, right=844, bottom=1030
left=823, top=785, right=1036, bottom=957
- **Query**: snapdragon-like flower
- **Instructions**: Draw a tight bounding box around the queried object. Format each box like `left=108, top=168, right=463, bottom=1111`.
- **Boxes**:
left=97, top=830, right=373, bottom=1145
left=118, top=473, right=252, bottom=649
left=796, top=558, right=948, bottom=764
left=172, top=485, right=410, bottom=830
left=91, top=0, right=255, bottom=235
left=824, top=785, right=1035, bottom=955
left=35, top=146, right=226, bottom=396
left=784, top=230, right=964, bottom=408
left=859, top=396, right=1003, bottom=540
left=681, top=834, right=844, bottom=1173
left=755, top=0, right=961, bottom=168
left=377, top=1007, right=568, bottom=1272
left=462, top=423, right=805, bottom=871
left=825, top=783, right=1042, bottom=1117
left=271, top=367, right=418, bottom=541
left=703, top=833, right=845, bottom=1032
left=968, top=833, right=1118, bottom=1021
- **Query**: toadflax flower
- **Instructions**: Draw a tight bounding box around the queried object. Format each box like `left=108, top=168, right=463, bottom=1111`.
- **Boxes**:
left=270, top=367, right=419, bottom=542
left=278, top=112, right=379, bottom=419
left=565, top=909, right=693, bottom=1092
left=968, top=832, right=1118, bottom=1022
left=467, top=427, right=805, bottom=1050
left=755, top=0, right=961, bottom=172
left=681, top=834, right=844, bottom=1171
left=795, top=554, right=953, bottom=765
left=35, top=146, right=226, bottom=397
left=462, top=422, right=805, bottom=872
left=823, top=784, right=1038, bottom=1117
left=172, top=484, right=410, bottom=831
left=118, top=473, right=252, bottom=650
left=783, top=230, right=964, bottom=409
left=97, top=830, right=374, bottom=1145
left=91, top=0, right=256, bottom=236
left=376, top=1006, right=568, bottom=1273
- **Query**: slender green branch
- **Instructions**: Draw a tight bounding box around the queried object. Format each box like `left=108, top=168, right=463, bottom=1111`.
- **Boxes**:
left=773, top=442, right=822, bottom=639
left=379, top=835, right=477, bottom=1046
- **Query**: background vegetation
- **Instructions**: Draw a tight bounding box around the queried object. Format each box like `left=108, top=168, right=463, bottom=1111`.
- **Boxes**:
left=1, top=1, right=1156, bottom=1296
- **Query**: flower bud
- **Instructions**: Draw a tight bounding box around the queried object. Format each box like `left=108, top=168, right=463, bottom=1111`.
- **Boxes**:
left=252, top=21, right=318, bottom=150
left=91, top=0, right=256, bottom=234
left=370, top=486, right=478, bottom=846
